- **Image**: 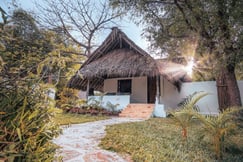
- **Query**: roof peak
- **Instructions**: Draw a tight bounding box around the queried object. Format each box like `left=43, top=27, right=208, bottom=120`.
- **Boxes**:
left=82, top=27, right=151, bottom=67
left=111, top=26, right=119, bottom=30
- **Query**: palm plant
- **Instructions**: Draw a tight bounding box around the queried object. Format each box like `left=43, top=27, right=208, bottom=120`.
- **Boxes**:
left=170, top=91, right=208, bottom=140
left=171, top=92, right=208, bottom=140
left=194, top=108, right=240, bottom=160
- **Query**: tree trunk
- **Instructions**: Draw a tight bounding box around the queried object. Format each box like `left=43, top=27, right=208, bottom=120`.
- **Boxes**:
left=216, top=70, right=229, bottom=111
left=225, top=65, right=242, bottom=107
left=48, top=74, right=52, bottom=84
left=216, top=66, right=242, bottom=111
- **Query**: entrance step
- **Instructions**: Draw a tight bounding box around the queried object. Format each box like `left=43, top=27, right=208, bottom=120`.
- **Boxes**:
left=119, top=104, right=154, bottom=119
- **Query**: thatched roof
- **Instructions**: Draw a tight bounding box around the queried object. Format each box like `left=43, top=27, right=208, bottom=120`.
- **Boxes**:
left=67, top=27, right=191, bottom=91
left=80, top=48, right=157, bottom=78
left=82, top=27, right=153, bottom=67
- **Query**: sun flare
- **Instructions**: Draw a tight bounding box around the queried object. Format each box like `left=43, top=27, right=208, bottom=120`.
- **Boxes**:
left=184, top=57, right=194, bottom=77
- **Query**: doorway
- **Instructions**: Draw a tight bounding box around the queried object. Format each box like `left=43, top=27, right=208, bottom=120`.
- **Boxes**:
left=147, top=76, right=156, bottom=103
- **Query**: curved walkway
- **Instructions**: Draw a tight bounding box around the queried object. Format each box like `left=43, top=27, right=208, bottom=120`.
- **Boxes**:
left=53, top=117, right=143, bottom=162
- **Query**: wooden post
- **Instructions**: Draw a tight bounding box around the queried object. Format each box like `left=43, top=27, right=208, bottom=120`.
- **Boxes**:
left=156, top=75, right=160, bottom=104
left=48, top=74, right=52, bottom=84
left=86, top=79, right=90, bottom=99
left=216, top=70, right=228, bottom=111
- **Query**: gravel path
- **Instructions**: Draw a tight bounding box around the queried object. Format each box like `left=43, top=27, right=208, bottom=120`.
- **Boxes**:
left=53, top=117, right=143, bottom=162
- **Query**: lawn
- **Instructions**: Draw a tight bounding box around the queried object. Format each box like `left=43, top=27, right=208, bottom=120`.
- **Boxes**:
left=100, top=118, right=243, bottom=162
left=54, top=112, right=109, bottom=125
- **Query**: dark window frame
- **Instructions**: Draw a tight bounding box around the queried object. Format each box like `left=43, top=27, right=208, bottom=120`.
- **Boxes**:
left=117, top=79, right=132, bottom=94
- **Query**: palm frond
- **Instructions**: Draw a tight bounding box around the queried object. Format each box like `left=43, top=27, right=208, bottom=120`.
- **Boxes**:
left=178, top=91, right=208, bottom=111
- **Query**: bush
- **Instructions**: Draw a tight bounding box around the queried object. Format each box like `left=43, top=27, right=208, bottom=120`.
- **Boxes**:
left=56, top=87, right=86, bottom=111
left=0, top=85, right=61, bottom=161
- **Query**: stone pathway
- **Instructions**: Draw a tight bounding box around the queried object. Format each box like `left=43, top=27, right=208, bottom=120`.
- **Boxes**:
left=53, top=117, right=143, bottom=162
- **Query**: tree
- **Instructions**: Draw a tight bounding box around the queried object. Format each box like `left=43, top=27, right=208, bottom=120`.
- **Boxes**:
left=0, top=9, right=61, bottom=161
left=110, top=0, right=243, bottom=110
left=37, top=0, right=122, bottom=56
left=0, top=8, right=84, bottom=160
left=0, top=9, right=50, bottom=86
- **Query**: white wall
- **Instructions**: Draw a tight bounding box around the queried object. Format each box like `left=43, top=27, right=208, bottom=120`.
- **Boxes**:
left=159, top=76, right=180, bottom=109
left=88, top=95, right=130, bottom=111
left=160, top=80, right=243, bottom=115
left=238, top=80, right=243, bottom=102
left=179, top=81, right=219, bottom=114
left=104, top=77, right=148, bottom=103
left=131, top=77, right=147, bottom=103
left=103, top=78, right=117, bottom=93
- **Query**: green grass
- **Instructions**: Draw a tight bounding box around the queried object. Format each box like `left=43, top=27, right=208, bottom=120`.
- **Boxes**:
left=100, top=118, right=243, bottom=162
left=54, top=113, right=109, bottom=125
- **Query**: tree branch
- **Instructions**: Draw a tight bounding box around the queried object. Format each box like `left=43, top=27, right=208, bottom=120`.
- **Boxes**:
left=174, top=0, right=197, bottom=32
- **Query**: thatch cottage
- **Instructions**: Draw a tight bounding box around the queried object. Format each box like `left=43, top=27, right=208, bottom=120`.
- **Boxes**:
left=68, top=27, right=191, bottom=118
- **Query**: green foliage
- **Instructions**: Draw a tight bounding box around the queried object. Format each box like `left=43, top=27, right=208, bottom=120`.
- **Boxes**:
left=106, top=101, right=120, bottom=112
left=101, top=118, right=243, bottom=162
left=111, top=0, right=243, bottom=108
left=170, top=91, right=208, bottom=140
left=111, top=0, right=243, bottom=64
left=0, top=8, right=81, bottom=161
left=87, top=95, right=105, bottom=109
left=101, top=92, right=242, bottom=161
left=192, top=54, right=217, bottom=81
left=37, top=30, right=85, bottom=86
left=0, top=84, right=61, bottom=161
left=56, top=87, right=85, bottom=111
left=177, top=91, right=208, bottom=111
left=236, top=61, right=243, bottom=80
left=87, top=94, right=120, bottom=112
left=100, top=119, right=212, bottom=161
left=171, top=91, right=241, bottom=159
left=194, top=108, right=241, bottom=160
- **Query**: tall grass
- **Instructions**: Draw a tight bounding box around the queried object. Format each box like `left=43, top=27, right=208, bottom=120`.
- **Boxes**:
left=0, top=86, right=61, bottom=161
left=100, top=117, right=243, bottom=161
left=100, top=92, right=243, bottom=161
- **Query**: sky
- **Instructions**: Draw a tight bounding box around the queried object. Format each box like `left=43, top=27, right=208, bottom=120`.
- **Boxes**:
left=0, top=0, right=150, bottom=53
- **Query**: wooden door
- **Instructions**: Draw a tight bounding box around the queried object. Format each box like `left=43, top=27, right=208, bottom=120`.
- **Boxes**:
left=147, top=76, right=156, bottom=103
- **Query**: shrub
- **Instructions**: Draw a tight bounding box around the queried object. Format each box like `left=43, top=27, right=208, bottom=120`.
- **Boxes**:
left=0, top=85, right=61, bottom=161
left=194, top=108, right=242, bottom=160
left=169, top=91, right=208, bottom=140
left=56, top=87, right=86, bottom=111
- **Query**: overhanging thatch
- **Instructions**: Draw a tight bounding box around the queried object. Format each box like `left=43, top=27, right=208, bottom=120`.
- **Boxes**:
left=80, top=48, right=158, bottom=79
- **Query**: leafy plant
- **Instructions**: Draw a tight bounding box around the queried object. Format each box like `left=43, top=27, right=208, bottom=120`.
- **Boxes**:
left=87, top=94, right=105, bottom=109
left=57, top=87, right=86, bottom=111
left=106, top=101, right=120, bottom=112
left=0, top=85, right=61, bottom=161
left=0, top=9, right=74, bottom=161
left=194, top=108, right=241, bottom=160
left=169, top=91, right=208, bottom=140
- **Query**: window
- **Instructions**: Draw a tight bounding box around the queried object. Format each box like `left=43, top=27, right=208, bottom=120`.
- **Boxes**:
left=117, top=79, right=132, bottom=94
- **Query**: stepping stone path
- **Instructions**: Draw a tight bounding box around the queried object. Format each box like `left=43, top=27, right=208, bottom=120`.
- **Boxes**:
left=53, top=117, right=143, bottom=162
